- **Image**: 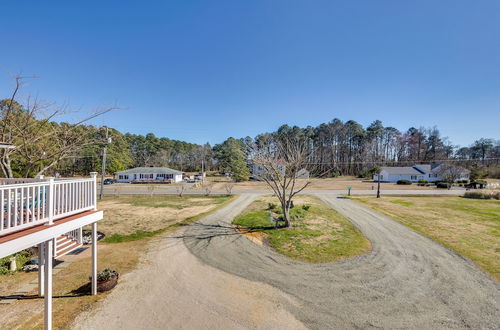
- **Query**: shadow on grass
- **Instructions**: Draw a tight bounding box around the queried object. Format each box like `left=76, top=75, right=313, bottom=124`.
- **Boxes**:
left=166, top=222, right=285, bottom=242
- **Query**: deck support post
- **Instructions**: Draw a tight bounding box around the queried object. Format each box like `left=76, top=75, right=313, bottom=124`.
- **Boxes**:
left=38, top=242, right=45, bottom=297
left=91, top=222, right=98, bottom=295
left=44, top=239, right=53, bottom=330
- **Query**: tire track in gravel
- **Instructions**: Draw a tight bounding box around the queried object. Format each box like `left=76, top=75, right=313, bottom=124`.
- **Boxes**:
left=184, top=194, right=500, bottom=329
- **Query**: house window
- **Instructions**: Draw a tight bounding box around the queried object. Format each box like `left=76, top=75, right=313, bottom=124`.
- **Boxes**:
left=157, top=173, right=174, bottom=179
left=411, top=175, right=417, bottom=180
left=118, top=175, right=129, bottom=180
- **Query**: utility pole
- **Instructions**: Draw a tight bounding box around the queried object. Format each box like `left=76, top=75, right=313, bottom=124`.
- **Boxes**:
left=99, top=127, right=111, bottom=200
left=376, top=170, right=381, bottom=198
left=201, top=159, right=205, bottom=184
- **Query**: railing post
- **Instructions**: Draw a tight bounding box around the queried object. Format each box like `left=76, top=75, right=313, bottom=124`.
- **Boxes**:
left=47, top=178, right=55, bottom=225
left=38, top=242, right=45, bottom=297
left=90, top=172, right=97, bottom=211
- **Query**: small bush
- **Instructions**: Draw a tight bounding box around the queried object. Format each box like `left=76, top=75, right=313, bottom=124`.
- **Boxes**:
left=290, top=207, right=307, bottom=220
left=464, top=191, right=499, bottom=200
left=397, top=180, right=412, bottom=185
left=0, top=250, right=33, bottom=274
left=436, top=182, right=450, bottom=189
left=267, top=202, right=277, bottom=210
left=417, top=179, right=428, bottom=186
left=91, top=268, right=119, bottom=282
left=302, top=204, right=311, bottom=211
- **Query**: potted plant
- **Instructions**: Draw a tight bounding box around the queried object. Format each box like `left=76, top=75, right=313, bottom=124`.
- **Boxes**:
left=91, top=268, right=119, bottom=292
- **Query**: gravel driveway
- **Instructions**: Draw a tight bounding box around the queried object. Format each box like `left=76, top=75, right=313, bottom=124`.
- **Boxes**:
left=75, top=194, right=499, bottom=329
left=185, top=194, right=500, bottom=329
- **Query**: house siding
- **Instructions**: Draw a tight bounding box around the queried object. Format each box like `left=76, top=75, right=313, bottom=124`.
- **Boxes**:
left=374, top=164, right=470, bottom=183
left=115, top=168, right=183, bottom=183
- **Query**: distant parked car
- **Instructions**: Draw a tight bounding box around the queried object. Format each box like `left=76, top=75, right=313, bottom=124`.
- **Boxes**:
left=103, top=179, right=115, bottom=185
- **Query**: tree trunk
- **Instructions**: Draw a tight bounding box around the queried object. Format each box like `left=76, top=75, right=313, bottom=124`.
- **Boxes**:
left=1, top=155, right=14, bottom=178
left=281, top=201, right=291, bottom=228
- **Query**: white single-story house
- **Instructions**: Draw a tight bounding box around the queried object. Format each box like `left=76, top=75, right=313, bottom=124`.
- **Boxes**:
left=373, top=164, right=470, bottom=183
left=115, top=167, right=183, bottom=183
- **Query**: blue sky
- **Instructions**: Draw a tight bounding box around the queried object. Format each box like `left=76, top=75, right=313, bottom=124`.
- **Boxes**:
left=1, top=0, right=499, bottom=147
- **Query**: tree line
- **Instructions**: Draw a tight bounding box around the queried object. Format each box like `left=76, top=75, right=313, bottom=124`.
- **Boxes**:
left=1, top=84, right=499, bottom=179
left=216, top=121, right=500, bottom=180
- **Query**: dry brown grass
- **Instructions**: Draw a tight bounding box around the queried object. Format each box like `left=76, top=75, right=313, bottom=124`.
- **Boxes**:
left=353, top=196, right=500, bottom=281
left=204, top=176, right=435, bottom=191
left=97, top=195, right=230, bottom=236
left=0, top=194, right=235, bottom=329
left=0, top=241, right=145, bottom=329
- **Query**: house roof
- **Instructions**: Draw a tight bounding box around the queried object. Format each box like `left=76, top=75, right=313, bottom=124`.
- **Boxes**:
left=115, top=167, right=183, bottom=175
left=413, top=164, right=431, bottom=174
left=429, top=164, right=470, bottom=174
left=380, top=166, right=423, bottom=175
left=380, top=164, right=470, bottom=176
left=414, top=164, right=443, bottom=173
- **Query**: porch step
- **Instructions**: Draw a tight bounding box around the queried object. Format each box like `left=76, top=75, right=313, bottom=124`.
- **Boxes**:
left=55, top=234, right=81, bottom=258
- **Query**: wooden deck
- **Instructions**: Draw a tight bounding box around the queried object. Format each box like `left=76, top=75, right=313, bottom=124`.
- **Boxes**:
left=0, top=210, right=98, bottom=244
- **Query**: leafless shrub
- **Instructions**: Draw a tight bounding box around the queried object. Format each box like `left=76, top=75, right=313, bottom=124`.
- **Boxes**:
left=176, top=183, right=186, bottom=197
left=224, top=182, right=234, bottom=195
left=203, top=183, right=213, bottom=196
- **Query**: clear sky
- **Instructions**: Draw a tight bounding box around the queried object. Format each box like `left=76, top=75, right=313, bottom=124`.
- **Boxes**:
left=1, top=0, right=499, bottom=147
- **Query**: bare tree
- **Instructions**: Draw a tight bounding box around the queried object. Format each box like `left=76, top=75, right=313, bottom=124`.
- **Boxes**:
left=176, top=183, right=186, bottom=197
left=436, top=164, right=468, bottom=183
left=0, top=75, right=117, bottom=178
left=147, top=184, right=156, bottom=197
left=251, top=135, right=311, bottom=228
left=202, top=182, right=213, bottom=196
left=224, top=181, right=234, bottom=195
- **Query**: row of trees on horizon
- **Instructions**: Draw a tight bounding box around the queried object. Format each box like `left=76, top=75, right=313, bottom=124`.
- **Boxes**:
left=1, top=78, right=499, bottom=180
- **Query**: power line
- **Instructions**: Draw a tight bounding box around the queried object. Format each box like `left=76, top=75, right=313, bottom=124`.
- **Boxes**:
left=302, top=158, right=500, bottom=166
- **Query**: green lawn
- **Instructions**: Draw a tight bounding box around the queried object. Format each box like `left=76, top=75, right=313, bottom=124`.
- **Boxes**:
left=233, top=195, right=371, bottom=263
left=353, top=195, right=500, bottom=281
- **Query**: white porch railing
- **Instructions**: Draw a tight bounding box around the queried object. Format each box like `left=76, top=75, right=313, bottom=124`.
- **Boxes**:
left=0, top=178, right=45, bottom=185
left=0, top=174, right=97, bottom=236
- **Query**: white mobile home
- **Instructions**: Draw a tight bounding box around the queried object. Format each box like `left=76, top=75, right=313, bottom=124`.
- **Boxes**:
left=115, top=167, right=183, bottom=183
left=373, top=164, right=470, bottom=183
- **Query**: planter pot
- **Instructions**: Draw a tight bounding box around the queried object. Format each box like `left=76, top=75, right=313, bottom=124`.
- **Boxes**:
left=97, top=275, right=118, bottom=292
